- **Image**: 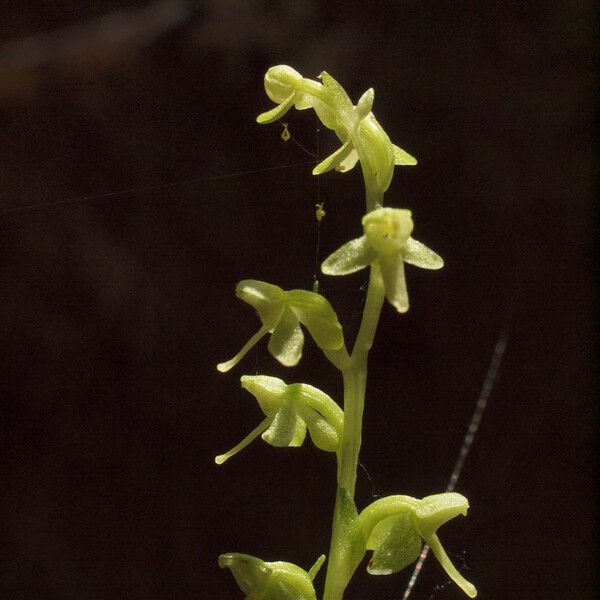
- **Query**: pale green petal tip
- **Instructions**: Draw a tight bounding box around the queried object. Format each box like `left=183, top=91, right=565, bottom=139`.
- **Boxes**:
left=312, top=140, right=353, bottom=175
left=268, top=307, right=304, bottom=366
left=256, top=101, right=291, bottom=124
left=356, top=88, right=374, bottom=118
left=393, top=144, right=418, bottom=166
left=216, top=360, right=232, bottom=373
left=403, top=237, right=444, bottom=270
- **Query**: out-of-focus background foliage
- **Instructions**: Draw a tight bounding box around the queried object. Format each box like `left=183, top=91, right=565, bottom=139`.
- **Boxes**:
left=0, top=1, right=596, bottom=598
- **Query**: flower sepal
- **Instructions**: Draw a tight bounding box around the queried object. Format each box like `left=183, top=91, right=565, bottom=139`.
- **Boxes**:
left=219, top=552, right=325, bottom=600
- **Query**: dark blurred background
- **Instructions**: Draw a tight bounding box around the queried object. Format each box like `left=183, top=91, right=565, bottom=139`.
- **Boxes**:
left=0, top=1, right=596, bottom=599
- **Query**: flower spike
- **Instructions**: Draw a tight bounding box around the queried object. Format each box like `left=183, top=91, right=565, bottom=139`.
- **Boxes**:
left=219, top=552, right=324, bottom=600
left=322, top=207, right=443, bottom=313
left=217, top=280, right=344, bottom=372
left=358, top=492, right=477, bottom=598
left=215, top=375, right=344, bottom=464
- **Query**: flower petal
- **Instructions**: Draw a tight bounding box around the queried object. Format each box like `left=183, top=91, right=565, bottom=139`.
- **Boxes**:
left=294, top=383, right=344, bottom=439
left=236, top=279, right=286, bottom=327
left=366, top=514, right=423, bottom=575
left=321, top=235, right=376, bottom=276
left=355, top=88, right=374, bottom=119
left=356, top=115, right=395, bottom=193
left=268, top=307, right=304, bottom=366
left=264, top=65, right=302, bottom=103
left=402, top=237, right=444, bottom=270
left=256, top=92, right=296, bottom=124
left=320, top=71, right=354, bottom=115
left=414, top=493, right=469, bottom=541
left=312, top=140, right=354, bottom=175
left=336, top=148, right=359, bottom=172
left=378, top=254, right=409, bottom=313
left=297, top=405, right=339, bottom=452
left=240, top=374, right=287, bottom=416
left=286, top=289, right=344, bottom=350
left=262, top=396, right=306, bottom=447
left=393, top=144, right=418, bottom=166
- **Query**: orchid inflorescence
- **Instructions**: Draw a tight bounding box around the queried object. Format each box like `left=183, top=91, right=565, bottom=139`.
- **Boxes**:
left=216, top=65, right=477, bottom=600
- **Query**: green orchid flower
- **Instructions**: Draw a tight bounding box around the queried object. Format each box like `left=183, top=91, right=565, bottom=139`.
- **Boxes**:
left=321, top=207, right=443, bottom=313
left=217, top=280, right=344, bottom=373
left=219, top=552, right=326, bottom=600
left=358, top=492, right=477, bottom=598
left=215, top=375, right=343, bottom=464
left=257, top=65, right=416, bottom=194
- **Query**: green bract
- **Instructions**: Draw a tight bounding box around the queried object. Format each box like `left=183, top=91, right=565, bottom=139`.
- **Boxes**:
left=358, top=493, right=477, bottom=597
left=257, top=65, right=416, bottom=194
left=217, top=280, right=344, bottom=372
left=219, top=552, right=325, bottom=600
left=321, top=207, right=443, bottom=313
left=215, top=375, right=344, bottom=464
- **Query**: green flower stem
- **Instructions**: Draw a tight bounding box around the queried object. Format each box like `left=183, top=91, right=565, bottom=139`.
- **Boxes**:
left=323, top=188, right=386, bottom=600
left=323, top=346, right=351, bottom=372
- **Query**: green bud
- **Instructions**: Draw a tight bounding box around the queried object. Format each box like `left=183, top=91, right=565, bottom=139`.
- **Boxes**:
left=219, top=552, right=323, bottom=600
left=264, top=65, right=303, bottom=104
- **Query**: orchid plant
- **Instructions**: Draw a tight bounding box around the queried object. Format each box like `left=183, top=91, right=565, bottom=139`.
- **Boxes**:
left=215, top=65, right=477, bottom=600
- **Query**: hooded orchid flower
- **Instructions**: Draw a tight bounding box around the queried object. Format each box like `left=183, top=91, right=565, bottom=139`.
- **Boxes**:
left=215, top=375, right=344, bottom=465
left=358, top=492, right=477, bottom=597
left=217, top=280, right=344, bottom=373
left=321, top=207, right=443, bottom=313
